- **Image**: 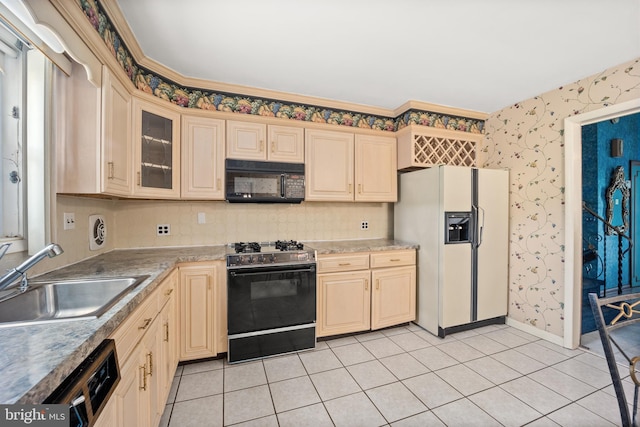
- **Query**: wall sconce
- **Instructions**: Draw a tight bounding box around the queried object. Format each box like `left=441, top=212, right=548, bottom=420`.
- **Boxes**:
left=611, top=138, right=623, bottom=157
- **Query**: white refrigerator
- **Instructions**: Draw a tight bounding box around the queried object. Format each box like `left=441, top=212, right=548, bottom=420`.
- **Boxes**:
left=394, top=165, right=509, bottom=337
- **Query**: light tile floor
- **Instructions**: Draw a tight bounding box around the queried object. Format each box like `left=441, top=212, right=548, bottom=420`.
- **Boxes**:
left=160, top=323, right=637, bottom=426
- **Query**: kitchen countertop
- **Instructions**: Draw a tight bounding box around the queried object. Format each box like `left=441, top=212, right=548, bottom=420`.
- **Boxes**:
left=307, top=238, right=418, bottom=255
left=0, top=239, right=415, bottom=404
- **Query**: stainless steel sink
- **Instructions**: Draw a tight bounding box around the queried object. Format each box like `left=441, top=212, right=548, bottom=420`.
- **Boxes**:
left=0, top=275, right=149, bottom=328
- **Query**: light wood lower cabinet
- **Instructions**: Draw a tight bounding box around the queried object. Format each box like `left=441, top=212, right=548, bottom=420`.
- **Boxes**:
left=178, top=261, right=227, bottom=361
left=107, top=271, right=177, bottom=427
left=317, top=270, right=371, bottom=337
left=317, top=250, right=416, bottom=338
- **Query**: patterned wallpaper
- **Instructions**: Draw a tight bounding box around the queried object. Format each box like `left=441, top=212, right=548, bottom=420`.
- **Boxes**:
left=480, top=57, right=640, bottom=337
left=76, top=0, right=483, bottom=133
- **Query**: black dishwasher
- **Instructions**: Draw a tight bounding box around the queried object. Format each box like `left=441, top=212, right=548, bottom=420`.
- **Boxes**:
left=45, top=339, right=120, bottom=427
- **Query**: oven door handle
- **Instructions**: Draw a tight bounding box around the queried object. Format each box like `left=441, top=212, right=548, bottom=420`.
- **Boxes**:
left=229, top=266, right=316, bottom=277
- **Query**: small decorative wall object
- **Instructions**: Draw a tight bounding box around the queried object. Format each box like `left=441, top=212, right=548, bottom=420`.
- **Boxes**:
left=610, top=138, right=623, bottom=157
left=605, top=166, right=630, bottom=235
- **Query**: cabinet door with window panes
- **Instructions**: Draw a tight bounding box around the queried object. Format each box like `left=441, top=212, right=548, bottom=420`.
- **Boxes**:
left=132, top=97, right=181, bottom=198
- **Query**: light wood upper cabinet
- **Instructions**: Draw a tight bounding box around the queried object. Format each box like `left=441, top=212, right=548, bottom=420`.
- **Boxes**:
left=355, top=134, right=397, bottom=202
left=305, top=129, right=354, bottom=201
left=227, top=120, right=304, bottom=163
left=132, top=97, right=181, bottom=198
left=305, top=130, right=396, bottom=202
left=102, top=67, right=133, bottom=196
left=57, top=65, right=133, bottom=196
left=268, top=125, right=304, bottom=163
left=226, top=121, right=266, bottom=160
left=181, top=115, right=225, bottom=199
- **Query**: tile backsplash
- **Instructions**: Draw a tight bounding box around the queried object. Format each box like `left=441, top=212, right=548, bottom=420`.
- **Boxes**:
left=114, top=200, right=392, bottom=248
left=40, top=196, right=392, bottom=273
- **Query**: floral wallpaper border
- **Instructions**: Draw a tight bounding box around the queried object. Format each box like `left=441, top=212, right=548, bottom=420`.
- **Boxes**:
left=77, top=0, right=483, bottom=134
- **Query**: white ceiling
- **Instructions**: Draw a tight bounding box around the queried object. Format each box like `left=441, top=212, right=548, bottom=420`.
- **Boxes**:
left=116, top=0, right=640, bottom=114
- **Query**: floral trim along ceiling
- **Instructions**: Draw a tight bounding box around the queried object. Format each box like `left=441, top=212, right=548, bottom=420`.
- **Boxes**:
left=78, top=0, right=484, bottom=134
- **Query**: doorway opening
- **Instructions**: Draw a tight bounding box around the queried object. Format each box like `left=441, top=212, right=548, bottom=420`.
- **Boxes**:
left=564, top=98, right=640, bottom=350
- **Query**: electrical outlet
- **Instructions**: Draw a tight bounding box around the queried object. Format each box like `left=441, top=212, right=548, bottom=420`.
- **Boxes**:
left=197, top=212, right=206, bottom=224
left=361, top=221, right=369, bottom=230
left=157, top=224, right=170, bottom=236
left=63, top=212, right=76, bottom=230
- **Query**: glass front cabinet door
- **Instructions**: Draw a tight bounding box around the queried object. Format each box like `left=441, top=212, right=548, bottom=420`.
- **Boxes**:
left=132, top=97, right=181, bottom=198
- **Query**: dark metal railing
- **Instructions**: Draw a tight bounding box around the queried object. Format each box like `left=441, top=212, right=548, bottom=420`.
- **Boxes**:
left=583, top=202, right=633, bottom=295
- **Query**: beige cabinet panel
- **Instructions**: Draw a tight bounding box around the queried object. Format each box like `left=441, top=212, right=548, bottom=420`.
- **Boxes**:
left=159, top=270, right=178, bottom=410
left=178, top=264, right=217, bottom=360
left=317, top=270, right=371, bottom=337
left=216, top=265, right=228, bottom=353
left=115, top=341, right=150, bottom=427
left=57, top=65, right=133, bottom=196
left=143, top=317, right=163, bottom=427
left=102, top=67, right=133, bottom=195
left=355, top=135, right=397, bottom=202
left=305, top=129, right=354, bottom=201
left=226, top=120, right=267, bottom=160
left=227, top=121, right=304, bottom=163
left=93, top=397, right=116, bottom=427
left=181, top=115, right=225, bottom=199
left=268, top=125, right=304, bottom=163
left=317, top=250, right=416, bottom=338
left=371, top=266, right=416, bottom=330
left=132, top=96, right=181, bottom=198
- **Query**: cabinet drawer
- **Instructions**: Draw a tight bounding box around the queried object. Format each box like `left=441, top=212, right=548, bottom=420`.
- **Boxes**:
left=111, top=289, right=159, bottom=365
left=317, top=253, right=370, bottom=273
left=158, top=270, right=177, bottom=309
left=370, top=250, right=416, bottom=269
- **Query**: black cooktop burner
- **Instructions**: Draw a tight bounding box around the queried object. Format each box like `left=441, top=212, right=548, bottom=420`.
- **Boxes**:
left=275, top=240, right=304, bottom=251
left=234, top=242, right=261, bottom=253
left=232, top=240, right=304, bottom=253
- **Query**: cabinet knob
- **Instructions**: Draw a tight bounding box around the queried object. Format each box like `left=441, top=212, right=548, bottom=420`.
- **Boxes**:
left=164, top=322, right=170, bottom=342
left=271, top=141, right=275, bottom=153
left=107, top=162, right=114, bottom=179
left=260, top=140, right=264, bottom=152
left=349, top=184, right=353, bottom=194
left=165, top=288, right=174, bottom=296
left=338, top=263, right=351, bottom=266
left=376, top=279, right=380, bottom=290
left=358, top=184, right=362, bottom=194
left=217, top=178, right=222, bottom=190
left=365, top=279, right=369, bottom=291
left=137, top=171, right=141, bottom=186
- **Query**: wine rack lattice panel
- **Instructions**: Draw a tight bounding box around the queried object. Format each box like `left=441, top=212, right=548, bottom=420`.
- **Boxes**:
left=397, top=126, right=481, bottom=170
left=413, top=135, right=476, bottom=167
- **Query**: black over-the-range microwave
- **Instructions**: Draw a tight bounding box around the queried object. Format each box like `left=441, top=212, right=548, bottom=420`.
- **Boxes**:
left=225, top=159, right=305, bottom=203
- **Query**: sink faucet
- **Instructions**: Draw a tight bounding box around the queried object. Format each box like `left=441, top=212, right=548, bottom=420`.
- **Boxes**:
left=0, top=243, right=64, bottom=292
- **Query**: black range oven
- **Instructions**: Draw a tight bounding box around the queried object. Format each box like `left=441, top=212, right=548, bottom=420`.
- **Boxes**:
left=227, top=241, right=316, bottom=363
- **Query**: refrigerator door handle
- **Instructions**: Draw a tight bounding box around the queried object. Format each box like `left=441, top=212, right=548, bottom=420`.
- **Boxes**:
left=476, top=206, right=485, bottom=248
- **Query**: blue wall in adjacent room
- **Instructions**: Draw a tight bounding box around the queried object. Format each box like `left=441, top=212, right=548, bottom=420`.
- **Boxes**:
left=582, top=113, right=640, bottom=291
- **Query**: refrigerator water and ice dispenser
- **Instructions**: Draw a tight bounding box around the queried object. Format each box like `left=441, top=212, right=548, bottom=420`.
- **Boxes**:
left=444, top=212, right=472, bottom=244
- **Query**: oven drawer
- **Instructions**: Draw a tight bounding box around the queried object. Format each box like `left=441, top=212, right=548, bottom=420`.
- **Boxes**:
left=370, top=250, right=416, bottom=269
left=317, top=253, right=370, bottom=273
